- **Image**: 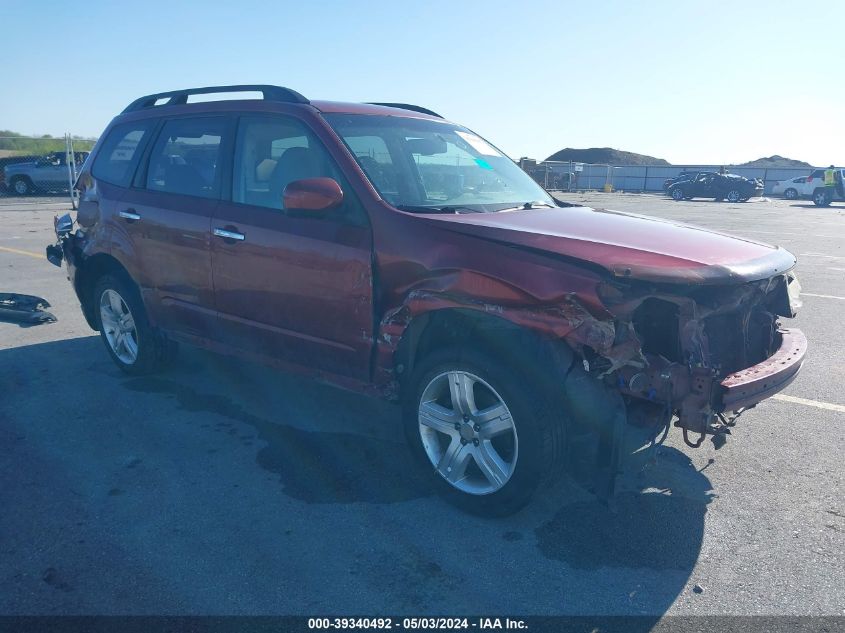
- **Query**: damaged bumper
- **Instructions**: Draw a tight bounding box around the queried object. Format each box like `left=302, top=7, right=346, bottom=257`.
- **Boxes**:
left=720, top=328, right=807, bottom=411
left=0, top=293, right=57, bottom=324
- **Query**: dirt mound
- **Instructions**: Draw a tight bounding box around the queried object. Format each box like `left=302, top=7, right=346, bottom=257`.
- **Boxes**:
left=736, top=155, right=813, bottom=168
left=545, top=147, right=670, bottom=165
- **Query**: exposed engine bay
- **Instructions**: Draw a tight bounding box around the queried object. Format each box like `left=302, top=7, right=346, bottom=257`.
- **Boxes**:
left=569, top=272, right=804, bottom=448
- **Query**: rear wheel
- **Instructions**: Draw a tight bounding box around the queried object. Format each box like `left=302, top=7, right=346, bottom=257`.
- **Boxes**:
left=784, top=187, right=798, bottom=200
left=726, top=189, right=741, bottom=202
left=10, top=176, right=33, bottom=195
left=403, top=347, right=567, bottom=516
left=813, top=188, right=833, bottom=207
left=93, top=273, right=175, bottom=374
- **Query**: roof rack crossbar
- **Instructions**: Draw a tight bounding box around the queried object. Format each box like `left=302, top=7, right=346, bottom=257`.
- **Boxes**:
left=122, top=84, right=309, bottom=113
left=367, top=103, right=443, bottom=118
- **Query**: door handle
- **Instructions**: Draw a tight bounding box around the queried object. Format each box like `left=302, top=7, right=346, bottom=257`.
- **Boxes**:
left=118, top=209, right=141, bottom=221
left=213, top=228, right=245, bottom=242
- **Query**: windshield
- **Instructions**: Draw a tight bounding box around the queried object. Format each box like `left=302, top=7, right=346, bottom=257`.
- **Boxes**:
left=324, top=114, right=555, bottom=213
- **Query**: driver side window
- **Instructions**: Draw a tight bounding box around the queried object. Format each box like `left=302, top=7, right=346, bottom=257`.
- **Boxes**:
left=233, top=116, right=342, bottom=210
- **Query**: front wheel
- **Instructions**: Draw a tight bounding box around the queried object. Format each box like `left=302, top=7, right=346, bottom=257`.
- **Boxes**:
left=670, top=188, right=685, bottom=201
left=784, top=188, right=798, bottom=200
left=93, top=273, right=175, bottom=374
left=726, top=189, right=741, bottom=202
left=403, top=347, right=566, bottom=516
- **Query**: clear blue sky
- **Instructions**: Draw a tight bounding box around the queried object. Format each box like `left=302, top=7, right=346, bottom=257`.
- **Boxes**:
left=2, top=0, right=842, bottom=165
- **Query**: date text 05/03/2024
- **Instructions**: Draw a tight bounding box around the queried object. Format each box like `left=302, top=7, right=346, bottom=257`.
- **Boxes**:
left=307, top=617, right=528, bottom=630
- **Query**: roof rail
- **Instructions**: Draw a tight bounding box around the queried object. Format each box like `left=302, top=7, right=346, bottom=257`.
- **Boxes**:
left=122, top=85, right=309, bottom=113
left=367, top=103, right=443, bottom=118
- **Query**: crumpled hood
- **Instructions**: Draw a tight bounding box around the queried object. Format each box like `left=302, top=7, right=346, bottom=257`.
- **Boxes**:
left=419, top=205, right=796, bottom=284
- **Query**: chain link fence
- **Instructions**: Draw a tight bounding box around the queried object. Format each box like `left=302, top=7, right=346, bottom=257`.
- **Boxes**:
left=0, top=134, right=97, bottom=205
left=519, top=159, right=622, bottom=192
left=520, top=158, right=825, bottom=196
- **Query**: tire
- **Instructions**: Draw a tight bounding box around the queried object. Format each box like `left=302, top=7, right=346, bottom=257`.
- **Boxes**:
left=10, top=176, right=33, bottom=195
left=726, top=189, right=741, bottom=203
left=813, top=188, right=833, bottom=207
left=93, top=272, right=175, bottom=374
left=784, top=188, right=798, bottom=200
left=402, top=346, right=567, bottom=516
left=670, top=187, right=684, bottom=201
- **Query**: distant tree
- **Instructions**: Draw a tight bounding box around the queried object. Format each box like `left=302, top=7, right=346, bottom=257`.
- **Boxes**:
left=0, top=130, right=96, bottom=155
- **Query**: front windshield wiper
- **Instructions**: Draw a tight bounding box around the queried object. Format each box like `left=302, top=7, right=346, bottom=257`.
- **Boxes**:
left=396, top=204, right=484, bottom=214
left=493, top=201, right=556, bottom=212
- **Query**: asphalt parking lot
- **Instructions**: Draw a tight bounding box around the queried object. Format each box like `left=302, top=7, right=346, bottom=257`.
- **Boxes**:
left=0, top=192, right=843, bottom=617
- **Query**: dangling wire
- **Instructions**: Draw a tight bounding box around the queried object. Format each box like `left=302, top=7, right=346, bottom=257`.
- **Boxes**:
left=683, top=428, right=706, bottom=448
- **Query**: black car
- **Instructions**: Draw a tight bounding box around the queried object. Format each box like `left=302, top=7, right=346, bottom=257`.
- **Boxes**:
left=662, top=171, right=696, bottom=190
left=667, top=171, right=763, bottom=202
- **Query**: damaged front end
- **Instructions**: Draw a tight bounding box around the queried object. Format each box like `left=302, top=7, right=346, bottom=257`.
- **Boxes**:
left=46, top=213, right=76, bottom=268
left=577, top=272, right=806, bottom=449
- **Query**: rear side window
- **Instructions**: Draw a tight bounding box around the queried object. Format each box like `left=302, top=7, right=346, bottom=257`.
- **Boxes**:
left=146, top=117, right=225, bottom=198
left=91, top=120, right=155, bottom=187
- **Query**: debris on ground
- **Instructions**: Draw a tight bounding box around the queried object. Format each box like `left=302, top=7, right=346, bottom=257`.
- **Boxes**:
left=0, top=293, right=57, bottom=325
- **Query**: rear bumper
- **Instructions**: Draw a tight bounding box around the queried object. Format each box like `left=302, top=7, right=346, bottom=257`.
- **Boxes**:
left=719, top=328, right=807, bottom=411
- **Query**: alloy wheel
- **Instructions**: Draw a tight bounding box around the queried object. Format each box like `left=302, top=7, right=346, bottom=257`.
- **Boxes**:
left=99, top=289, right=139, bottom=364
left=417, top=370, right=518, bottom=495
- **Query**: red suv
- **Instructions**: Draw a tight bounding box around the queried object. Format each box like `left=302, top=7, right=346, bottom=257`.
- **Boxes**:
left=49, top=85, right=806, bottom=515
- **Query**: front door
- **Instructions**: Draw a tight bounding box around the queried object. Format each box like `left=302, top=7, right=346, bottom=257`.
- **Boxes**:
left=691, top=173, right=716, bottom=198
left=211, top=114, right=374, bottom=380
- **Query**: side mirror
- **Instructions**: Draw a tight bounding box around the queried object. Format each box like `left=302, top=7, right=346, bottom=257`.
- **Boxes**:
left=55, top=213, right=74, bottom=238
left=283, top=178, right=343, bottom=212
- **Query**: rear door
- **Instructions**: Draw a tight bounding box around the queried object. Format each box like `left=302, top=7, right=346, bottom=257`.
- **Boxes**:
left=117, top=115, right=231, bottom=339
left=693, top=173, right=717, bottom=198
left=210, top=114, right=374, bottom=380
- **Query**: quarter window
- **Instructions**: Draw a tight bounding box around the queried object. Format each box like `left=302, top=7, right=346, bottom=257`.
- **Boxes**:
left=146, top=117, right=225, bottom=198
left=91, top=121, right=155, bottom=187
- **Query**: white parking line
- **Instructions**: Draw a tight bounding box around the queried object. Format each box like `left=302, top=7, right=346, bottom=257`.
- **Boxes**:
left=802, top=292, right=845, bottom=300
left=800, top=253, right=845, bottom=259
left=773, top=394, right=845, bottom=414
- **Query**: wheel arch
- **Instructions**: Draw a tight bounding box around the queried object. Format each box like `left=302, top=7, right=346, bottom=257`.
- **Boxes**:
left=392, top=306, right=576, bottom=395
left=74, top=253, right=134, bottom=330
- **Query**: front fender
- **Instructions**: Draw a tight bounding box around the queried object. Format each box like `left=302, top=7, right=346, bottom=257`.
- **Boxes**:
left=373, top=276, right=617, bottom=389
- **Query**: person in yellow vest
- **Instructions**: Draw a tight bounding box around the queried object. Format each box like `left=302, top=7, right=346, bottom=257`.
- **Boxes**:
left=821, top=165, right=840, bottom=204
left=824, top=165, right=836, bottom=185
